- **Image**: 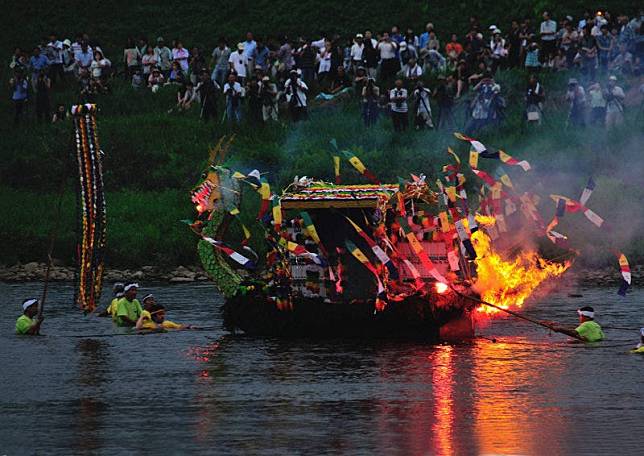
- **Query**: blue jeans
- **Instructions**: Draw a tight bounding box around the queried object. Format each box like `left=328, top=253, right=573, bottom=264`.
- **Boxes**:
left=226, top=102, right=242, bottom=123
left=211, top=67, right=228, bottom=87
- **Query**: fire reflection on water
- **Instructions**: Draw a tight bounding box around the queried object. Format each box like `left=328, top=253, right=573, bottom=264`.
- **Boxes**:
left=471, top=339, right=568, bottom=455
left=430, top=345, right=455, bottom=456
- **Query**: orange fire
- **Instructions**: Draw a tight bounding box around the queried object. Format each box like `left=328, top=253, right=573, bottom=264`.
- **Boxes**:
left=471, top=229, right=571, bottom=314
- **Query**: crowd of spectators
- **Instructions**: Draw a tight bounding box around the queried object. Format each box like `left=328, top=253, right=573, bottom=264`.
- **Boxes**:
left=8, top=9, right=643, bottom=130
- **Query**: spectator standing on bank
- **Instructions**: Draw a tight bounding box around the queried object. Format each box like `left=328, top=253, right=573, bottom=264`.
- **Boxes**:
left=210, top=38, right=231, bottom=87
left=361, top=77, right=380, bottom=127
left=172, top=41, right=190, bottom=73
left=141, top=46, right=157, bottom=77
left=35, top=72, right=51, bottom=123
left=284, top=69, right=308, bottom=122
left=154, top=38, right=173, bottom=76
left=540, top=11, right=557, bottom=66
left=229, top=43, right=249, bottom=85
left=566, top=78, right=586, bottom=126
left=412, top=80, right=433, bottom=129
left=9, top=71, right=29, bottom=125
left=604, top=75, right=625, bottom=127
left=29, top=47, right=49, bottom=91
left=223, top=72, right=244, bottom=124
left=525, top=74, right=545, bottom=124
left=389, top=79, right=408, bottom=132
left=587, top=81, right=606, bottom=125
left=124, top=38, right=141, bottom=79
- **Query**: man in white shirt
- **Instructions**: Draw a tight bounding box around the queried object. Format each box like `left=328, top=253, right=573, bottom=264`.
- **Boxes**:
left=228, top=43, right=249, bottom=84
left=540, top=11, right=557, bottom=65
left=172, top=42, right=190, bottom=72
left=350, top=34, right=364, bottom=73
left=284, top=69, right=308, bottom=122
left=389, top=79, right=408, bottom=132
left=46, top=33, right=64, bottom=84
left=401, top=57, right=422, bottom=87
left=223, top=72, right=244, bottom=124
left=377, top=32, right=400, bottom=82
left=211, top=38, right=231, bottom=87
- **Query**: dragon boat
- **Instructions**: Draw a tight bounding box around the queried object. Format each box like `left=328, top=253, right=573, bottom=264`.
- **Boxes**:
left=189, top=140, right=479, bottom=341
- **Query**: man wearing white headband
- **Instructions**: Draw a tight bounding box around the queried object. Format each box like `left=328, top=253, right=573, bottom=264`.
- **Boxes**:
left=16, top=298, right=44, bottom=335
left=115, top=283, right=143, bottom=327
left=549, top=306, right=604, bottom=342
left=99, top=282, right=125, bottom=320
left=631, top=328, right=644, bottom=354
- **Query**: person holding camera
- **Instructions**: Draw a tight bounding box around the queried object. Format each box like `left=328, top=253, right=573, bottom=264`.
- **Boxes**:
left=412, top=80, right=433, bottom=129
left=223, top=71, right=244, bottom=124
left=389, top=78, right=408, bottom=132
left=258, top=76, right=278, bottom=122
left=566, top=78, right=586, bottom=126
left=361, top=77, right=380, bottom=127
left=604, top=75, right=625, bottom=128
left=284, top=69, right=308, bottom=122
left=9, top=71, right=29, bottom=125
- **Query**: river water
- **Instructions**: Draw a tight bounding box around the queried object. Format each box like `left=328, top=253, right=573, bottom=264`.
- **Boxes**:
left=0, top=282, right=642, bottom=455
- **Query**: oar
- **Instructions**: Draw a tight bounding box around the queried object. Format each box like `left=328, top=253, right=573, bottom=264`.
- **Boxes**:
left=451, top=288, right=581, bottom=338
left=39, top=177, right=67, bottom=320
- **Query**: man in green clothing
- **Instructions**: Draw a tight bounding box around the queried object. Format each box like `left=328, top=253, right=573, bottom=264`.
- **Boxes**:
left=115, top=283, right=143, bottom=327
left=16, top=298, right=44, bottom=335
left=548, top=306, right=605, bottom=342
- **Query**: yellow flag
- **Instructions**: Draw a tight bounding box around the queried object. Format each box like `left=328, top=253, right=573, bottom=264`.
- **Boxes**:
left=469, top=150, right=479, bottom=169
left=349, top=156, right=366, bottom=174
left=439, top=211, right=451, bottom=232
left=446, top=186, right=457, bottom=202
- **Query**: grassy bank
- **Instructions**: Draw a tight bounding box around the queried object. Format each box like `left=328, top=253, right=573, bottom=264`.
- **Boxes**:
left=0, top=65, right=642, bottom=268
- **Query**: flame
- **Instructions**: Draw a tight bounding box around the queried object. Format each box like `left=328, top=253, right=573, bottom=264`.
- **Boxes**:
left=435, top=282, right=449, bottom=294
left=472, top=230, right=570, bottom=314
left=474, top=214, right=496, bottom=226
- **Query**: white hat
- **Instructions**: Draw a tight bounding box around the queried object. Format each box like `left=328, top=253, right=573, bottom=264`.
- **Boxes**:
left=608, top=75, right=617, bottom=81
left=399, top=41, right=407, bottom=49
left=493, top=29, right=502, bottom=34
left=355, top=33, right=364, bottom=39
left=489, top=25, right=497, bottom=30
left=124, top=283, right=139, bottom=291
left=237, top=42, right=244, bottom=50
left=142, top=293, right=154, bottom=303
left=63, top=39, right=71, bottom=47
left=22, top=298, right=38, bottom=311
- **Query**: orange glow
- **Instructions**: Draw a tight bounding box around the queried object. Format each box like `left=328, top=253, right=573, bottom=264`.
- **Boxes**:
left=431, top=346, right=455, bottom=456
left=196, top=204, right=203, bottom=213
left=435, top=282, right=449, bottom=294
left=472, top=230, right=570, bottom=314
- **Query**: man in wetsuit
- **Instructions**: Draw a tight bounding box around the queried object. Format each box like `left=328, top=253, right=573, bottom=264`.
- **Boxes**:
left=548, top=306, right=604, bottom=342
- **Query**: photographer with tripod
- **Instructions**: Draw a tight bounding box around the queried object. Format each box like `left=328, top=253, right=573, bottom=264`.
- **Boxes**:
left=284, top=69, right=308, bottom=122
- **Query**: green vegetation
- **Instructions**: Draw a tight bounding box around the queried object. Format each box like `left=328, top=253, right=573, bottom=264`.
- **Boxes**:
left=1, top=1, right=642, bottom=268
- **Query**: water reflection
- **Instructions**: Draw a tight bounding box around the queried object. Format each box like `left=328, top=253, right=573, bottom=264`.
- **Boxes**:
left=430, top=346, right=455, bottom=456
left=73, top=339, right=110, bottom=452
left=472, top=339, right=569, bottom=455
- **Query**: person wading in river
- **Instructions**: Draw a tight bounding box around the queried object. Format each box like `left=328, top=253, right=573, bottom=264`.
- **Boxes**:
left=115, top=283, right=143, bottom=327
left=547, top=306, right=604, bottom=342
left=631, top=328, right=644, bottom=354
left=16, top=299, right=44, bottom=335
left=99, top=282, right=124, bottom=319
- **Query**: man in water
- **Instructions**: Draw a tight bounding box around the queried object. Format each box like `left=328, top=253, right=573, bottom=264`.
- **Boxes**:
left=16, top=299, right=44, bottom=335
left=631, top=328, right=644, bottom=354
left=115, top=283, right=143, bottom=327
left=99, top=282, right=124, bottom=319
left=548, top=306, right=604, bottom=342
left=136, top=302, right=186, bottom=330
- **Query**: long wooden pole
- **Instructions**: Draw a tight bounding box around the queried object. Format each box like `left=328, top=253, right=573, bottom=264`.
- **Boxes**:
left=39, top=178, right=67, bottom=319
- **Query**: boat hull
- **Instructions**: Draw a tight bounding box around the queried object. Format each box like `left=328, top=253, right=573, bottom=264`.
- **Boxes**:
left=222, top=291, right=476, bottom=341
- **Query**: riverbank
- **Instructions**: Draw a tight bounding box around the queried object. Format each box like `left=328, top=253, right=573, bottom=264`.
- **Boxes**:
left=1, top=262, right=639, bottom=286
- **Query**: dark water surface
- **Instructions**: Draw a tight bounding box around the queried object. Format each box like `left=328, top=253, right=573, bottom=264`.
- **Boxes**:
left=1, top=282, right=642, bottom=455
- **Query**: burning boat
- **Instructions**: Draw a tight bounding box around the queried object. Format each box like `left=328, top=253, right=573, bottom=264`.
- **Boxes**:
left=188, top=138, right=574, bottom=341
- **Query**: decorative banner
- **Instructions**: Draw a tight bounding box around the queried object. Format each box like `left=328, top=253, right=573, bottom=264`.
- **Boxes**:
left=617, top=253, right=631, bottom=296
left=229, top=208, right=251, bottom=245
left=345, top=216, right=398, bottom=279
left=447, top=249, right=461, bottom=271
left=271, top=196, right=282, bottom=232
left=203, top=237, right=256, bottom=270
left=579, top=177, right=596, bottom=206
left=329, top=138, right=380, bottom=184
left=300, top=211, right=328, bottom=257
left=469, top=150, right=479, bottom=169
left=495, top=167, right=513, bottom=188
left=345, top=239, right=385, bottom=294
left=257, top=178, right=271, bottom=219
left=455, top=219, right=477, bottom=259
left=401, top=259, right=424, bottom=290
left=471, top=169, right=497, bottom=188
left=72, top=104, right=107, bottom=313
left=333, top=155, right=341, bottom=184
left=455, top=133, right=531, bottom=171
left=398, top=217, right=448, bottom=284
left=438, top=211, right=451, bottom=233
left=549, top=194, right=604, bottom=228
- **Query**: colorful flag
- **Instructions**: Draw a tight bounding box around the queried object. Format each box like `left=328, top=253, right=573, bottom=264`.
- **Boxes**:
left=455, top=219, right=477, bottom=259
left=345, top=216, right=398, bottom=279
left=271, top=196, right=282, bottom=231
left=456, top=133, right=530, bottom=171
left=345, top=239, right=385, bottom=296
left=471, top=169, right=497, bottom=188
left=398, top=217, right=448, bottom=284
left=257, top=178, right=271, bottom=219
left=401, top=259, right=424, bottom=290
left=203, top=237, right=256, bottom=270
left=499, top=150, right=531, bottom=171
left=333, top=155, right=341, bottom=184
left=469, top=150, right=479, bottom=169
left=340, top=150, right=380, bottom=184
left=579, top=177, right=596, bottom=206
left=617, top=253, right=631, bottom=296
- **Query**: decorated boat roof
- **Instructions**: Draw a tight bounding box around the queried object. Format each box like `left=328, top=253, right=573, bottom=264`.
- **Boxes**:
left=280, top=183, right=399, bottom=209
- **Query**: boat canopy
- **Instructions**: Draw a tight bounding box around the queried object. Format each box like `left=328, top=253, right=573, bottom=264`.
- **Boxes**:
left=280, top=183, right=400, bottom=210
